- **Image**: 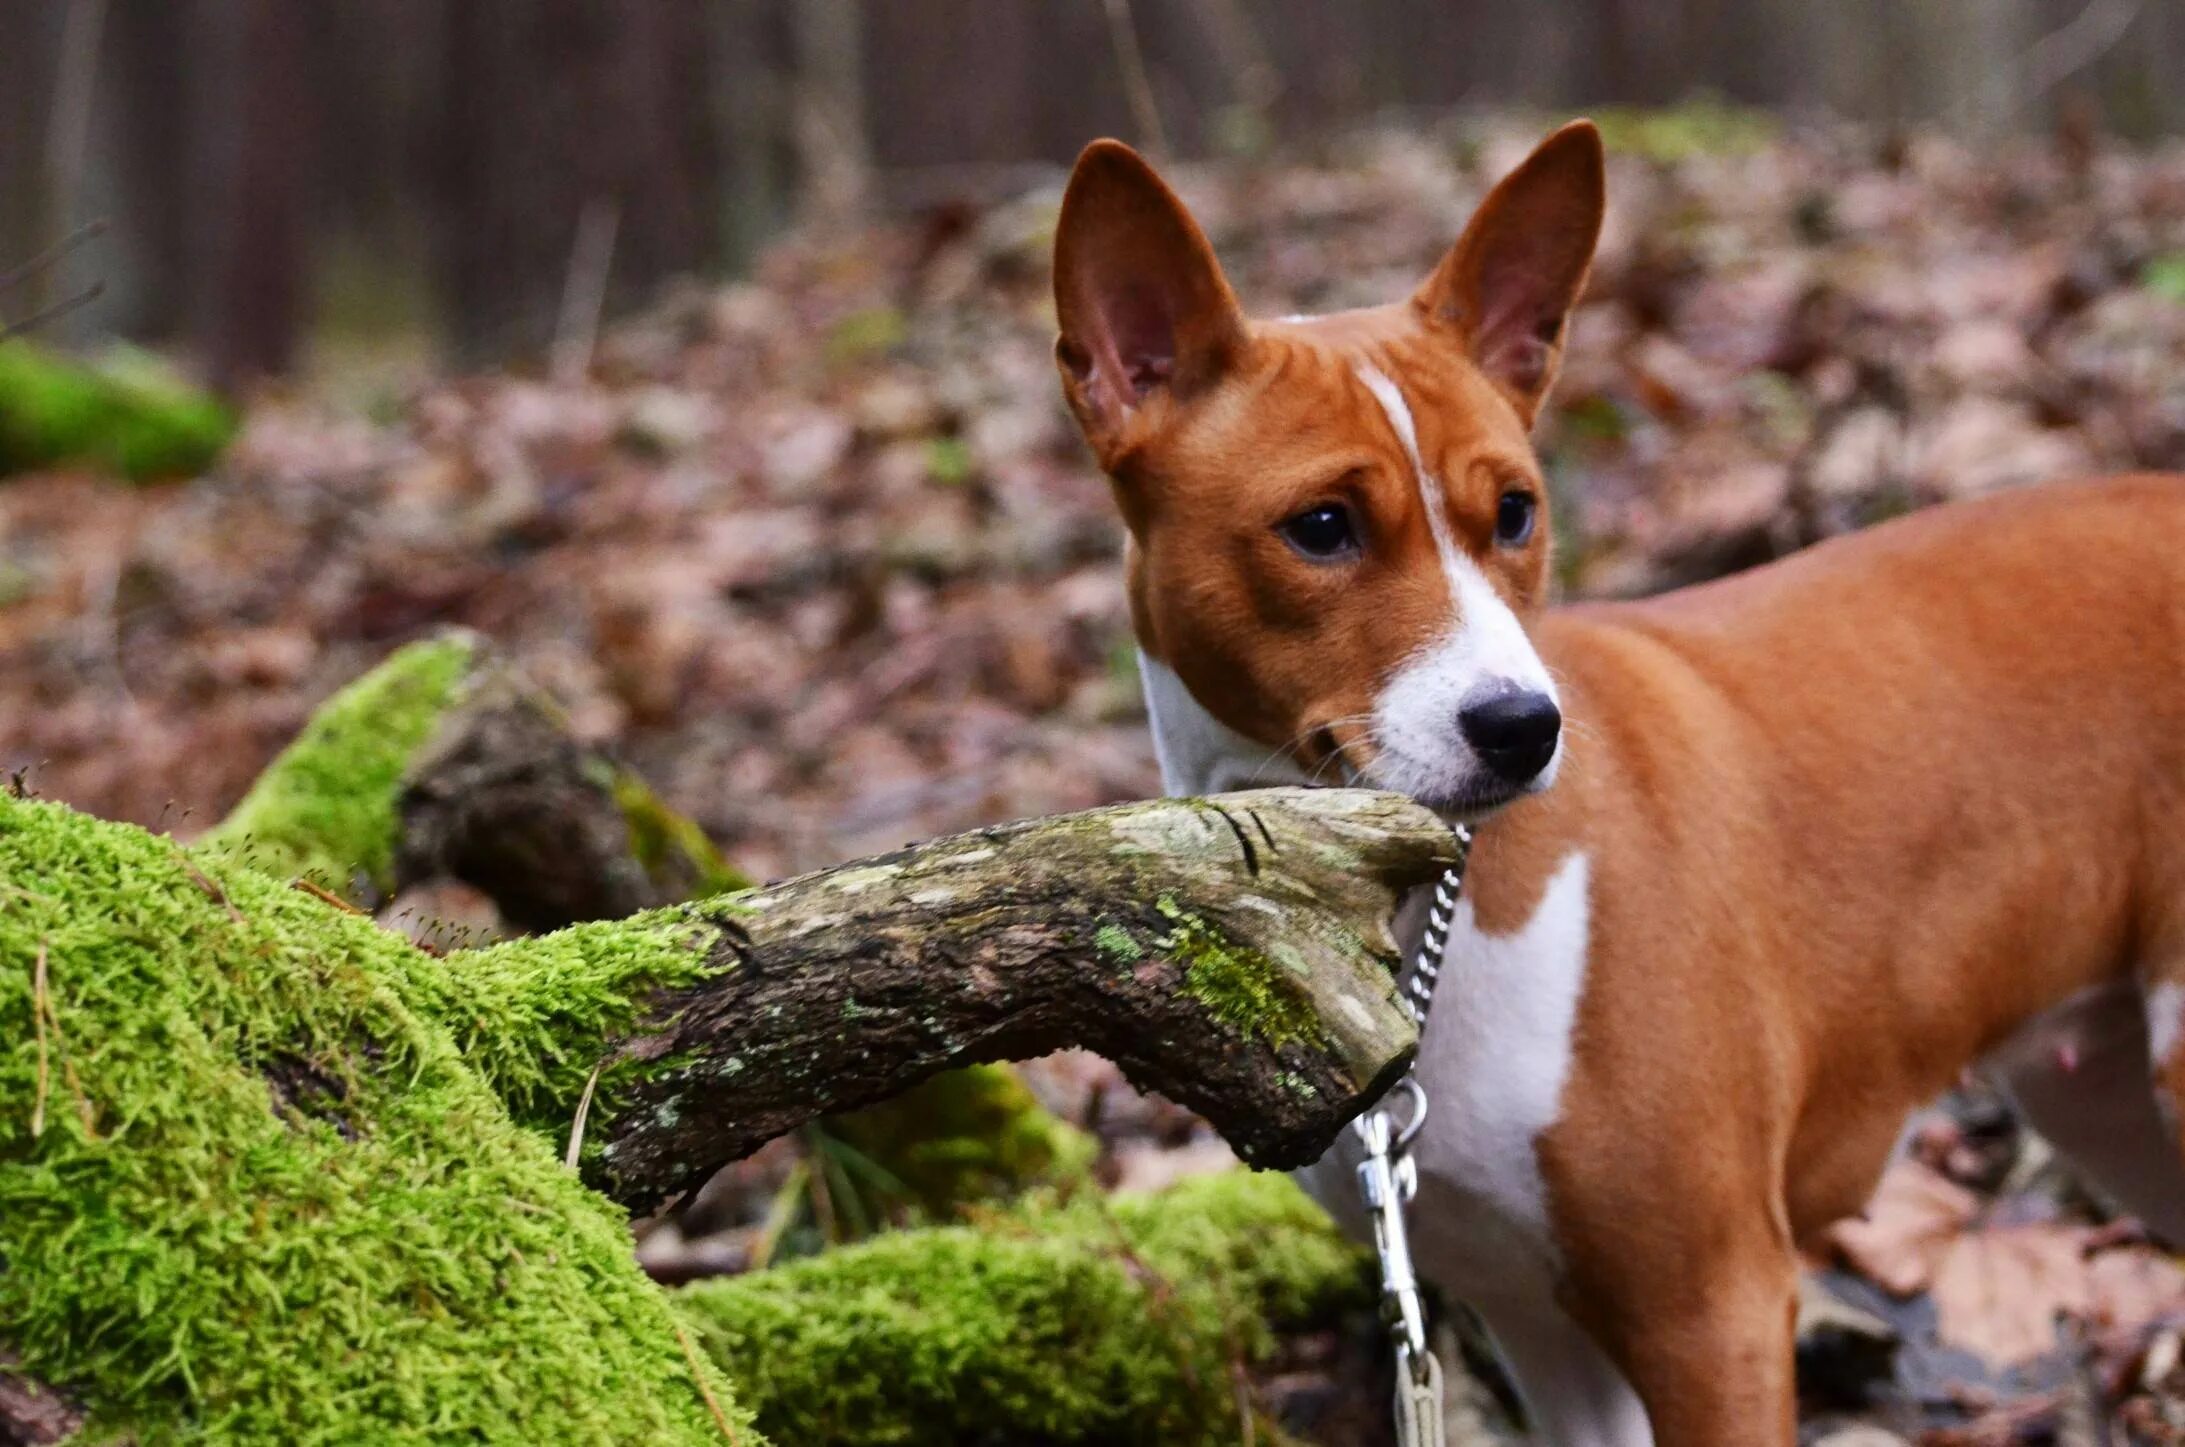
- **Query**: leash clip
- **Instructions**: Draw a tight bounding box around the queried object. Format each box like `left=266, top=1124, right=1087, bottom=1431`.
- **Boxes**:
left=1353, top=1084, right=1432, bottom=1381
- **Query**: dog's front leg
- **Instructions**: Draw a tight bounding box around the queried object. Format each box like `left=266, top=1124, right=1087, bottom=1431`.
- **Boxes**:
left=1586, top=1240, right=1800, bottom=1447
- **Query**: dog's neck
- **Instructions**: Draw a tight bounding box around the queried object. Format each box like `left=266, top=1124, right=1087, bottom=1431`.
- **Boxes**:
left=1137, top=650, right=1311, bottom=797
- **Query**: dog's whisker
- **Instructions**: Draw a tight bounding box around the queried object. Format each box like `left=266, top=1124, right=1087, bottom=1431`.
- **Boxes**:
left=1245, top=714, right=1380, bottom=787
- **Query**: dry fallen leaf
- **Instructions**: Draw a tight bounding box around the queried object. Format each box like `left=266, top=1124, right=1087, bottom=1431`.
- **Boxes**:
left=1828, top=1160, right=1980, bottom=1297
left=1927, top=1222, right=2089, bottom=1369
left=1832, top=1161, right=2185, bottom=1371
left=2086, top=1248, right=2185, bottom=1338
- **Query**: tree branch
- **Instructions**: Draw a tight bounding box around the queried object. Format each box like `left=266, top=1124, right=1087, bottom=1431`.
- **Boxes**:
left=586, top=788, right=1444, bottom=1208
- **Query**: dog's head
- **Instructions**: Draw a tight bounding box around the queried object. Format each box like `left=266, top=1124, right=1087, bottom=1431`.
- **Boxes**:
left=1054, top=122, right=1603, bottom=816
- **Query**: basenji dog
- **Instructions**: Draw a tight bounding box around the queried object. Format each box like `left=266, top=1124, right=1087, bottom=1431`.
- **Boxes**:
left=1051, top=120, right=2185, bottom=1445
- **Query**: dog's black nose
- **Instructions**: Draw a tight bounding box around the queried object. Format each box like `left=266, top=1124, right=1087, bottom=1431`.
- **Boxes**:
left=1459, top=690, right=1562, bottom=785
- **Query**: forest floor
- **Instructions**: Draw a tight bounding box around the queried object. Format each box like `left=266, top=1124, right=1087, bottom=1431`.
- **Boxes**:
left=5, top=110, right=2185, bottom=1443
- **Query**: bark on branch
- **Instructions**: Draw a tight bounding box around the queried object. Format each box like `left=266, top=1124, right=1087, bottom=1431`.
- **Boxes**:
left=582, top=787, right=1454, bottom=1209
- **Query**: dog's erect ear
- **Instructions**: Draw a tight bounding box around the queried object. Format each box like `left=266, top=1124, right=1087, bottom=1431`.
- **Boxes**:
left=1054, top=140, right=1245, bottom=463
left=1414, top=120, right=1604, bottom=426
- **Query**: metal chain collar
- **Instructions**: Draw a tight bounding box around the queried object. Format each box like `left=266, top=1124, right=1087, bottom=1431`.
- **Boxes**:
left=1352, top=822, right=1471, bottom=1447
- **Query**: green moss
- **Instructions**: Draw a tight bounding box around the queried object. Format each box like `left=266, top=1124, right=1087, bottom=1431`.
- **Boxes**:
left=822, top=1064, right=1096, bottom=1226
left=679, top=1170, right=1367, bottom=1447
left=2143, top=250, right=2185, bottom=303
left=428, top=905, right=726, bottom=1137
left=197, top=636, right=475, bottom=900
left=607, top=767, right=753, bottom=900
left=1158, top=897, right=1329, bottom=1054
left=0, top=341, right=236, bottom=482
left=922, top=436, right=974, bottom=486
left=0, top=794, right=751, bottom=1443
left=822, top=306, right=907, bottom=369
left=1092, top=921, right=1143, bottom=964
left=1591, top=96, right=1777, bottom=163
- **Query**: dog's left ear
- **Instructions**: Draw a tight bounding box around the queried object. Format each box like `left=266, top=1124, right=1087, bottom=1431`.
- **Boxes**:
left=1415, top=120, right=1605, bottom=426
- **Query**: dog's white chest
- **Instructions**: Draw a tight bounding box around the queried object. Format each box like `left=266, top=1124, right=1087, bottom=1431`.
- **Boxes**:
left=1408, top=851, right=1656, bottom=1447
left=1292, top=850, right=1593, bottom=1296
left=1299, top=849, right=1651, bottom=1445
left=1405, top=851, right=1592, bottom=1296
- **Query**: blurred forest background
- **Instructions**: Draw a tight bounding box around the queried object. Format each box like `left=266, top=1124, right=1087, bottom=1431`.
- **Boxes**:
left=4, top=0, right=2185, bottom=380
left=5, top=2, right=2185, bottom=1442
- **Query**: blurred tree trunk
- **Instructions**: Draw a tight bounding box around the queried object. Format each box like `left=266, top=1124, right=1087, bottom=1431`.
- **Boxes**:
left=714, top=0, right=798, bottom=269
left=9, top=0, right=2185, bottom=382
left=193, top=0, right=310, bottom=388
left=105, top=0, right=189, bottom=341
left=432, top=0, right=720, bottom=366
left=866, top=0, right=1038, bottom=171
left=790, top=0, right=868, bottom=228
left=0, top=1, right=61, bottom=313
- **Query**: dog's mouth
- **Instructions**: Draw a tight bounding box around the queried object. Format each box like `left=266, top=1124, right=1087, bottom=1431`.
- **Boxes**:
left=1305, top=726, right=1532, bottom=822
left=1414, top=778, right=1529, bottom=824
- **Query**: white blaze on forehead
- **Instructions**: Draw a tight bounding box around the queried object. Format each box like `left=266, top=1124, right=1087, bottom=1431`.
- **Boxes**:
left=1356, top=363, right=1468, bottom=587
left=1351, top=362, right=1559, bottom=804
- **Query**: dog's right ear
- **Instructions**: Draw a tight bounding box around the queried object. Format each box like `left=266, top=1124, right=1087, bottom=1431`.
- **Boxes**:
left=1054, top=140, right=1245, bottom=466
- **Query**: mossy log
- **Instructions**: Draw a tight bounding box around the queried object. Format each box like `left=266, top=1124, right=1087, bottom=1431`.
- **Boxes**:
left=0, top=341, right=235, bottom=483
left=199, top=631, right=747, bottom=928
left=3, top=780, right=1447, bottom=1440
left=1, top=794, right=754, bottom=1444
left=193, top=638, right=1448, bottom=1200
left=207, top=635, right=1089, bottom=1233
left=684, top=1170, right=1370, bottom=1446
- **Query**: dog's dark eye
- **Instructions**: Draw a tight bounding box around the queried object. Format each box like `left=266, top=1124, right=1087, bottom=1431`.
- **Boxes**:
left=1495, top=490, right=1537, bottom=547
left=1278, top=503, right=1358, bottom=560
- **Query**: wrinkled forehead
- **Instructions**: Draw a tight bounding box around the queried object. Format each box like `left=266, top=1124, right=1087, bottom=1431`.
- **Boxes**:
left=1160, top=308, right=1535, bottom=485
